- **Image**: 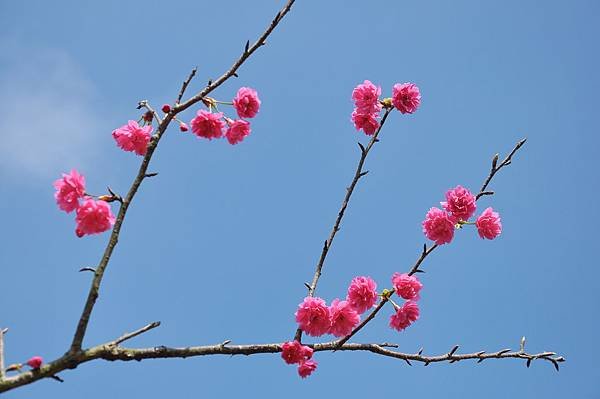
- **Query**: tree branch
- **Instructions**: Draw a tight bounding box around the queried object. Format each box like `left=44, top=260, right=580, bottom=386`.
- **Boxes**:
left=69, top=0, right=296, bottom=354
left=335, top=138, right=529, bottom=345
left=0, top=337, right=563, bottom=393
left=0, top=328, right=6, bottom=380
left=294, top=108, right=393, bottom=342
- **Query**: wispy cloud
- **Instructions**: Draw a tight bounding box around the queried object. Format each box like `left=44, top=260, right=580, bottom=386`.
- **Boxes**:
left=0, top=41, right=104, bottom=181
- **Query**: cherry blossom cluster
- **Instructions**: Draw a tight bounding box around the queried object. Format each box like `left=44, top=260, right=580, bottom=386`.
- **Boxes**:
left=280, top=340, right=317, bottom=378
left=187, top=87, right=260, bottom=145
left=351, top=80, right=421, bottom=135
left=422, top=185, right=502, bottom=245
left=290, top=274, right=423, bottom=378
left=389, top=273, right=422, bottom=331
left=111, top=87, right=261, bottom=156
left=53, top=170, right=115, bottom=237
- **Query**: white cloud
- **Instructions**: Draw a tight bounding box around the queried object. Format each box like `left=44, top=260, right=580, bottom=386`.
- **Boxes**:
left=0, top=42, right=104, bottom=180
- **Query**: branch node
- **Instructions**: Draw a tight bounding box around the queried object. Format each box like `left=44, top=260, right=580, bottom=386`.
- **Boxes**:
left=79, top=267, right=96, bottom=273
left=144, top=172, right=159, bottom=178
left=448, top=345, right=459, bottom=357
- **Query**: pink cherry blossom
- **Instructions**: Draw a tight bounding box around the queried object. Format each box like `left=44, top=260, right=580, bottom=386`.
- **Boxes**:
left=391, top=273, right=423, bottom=300
left=190, top=110, right=225, bottom=139
left=225, top=119, right=251, bottom=145
left=328, top=299, right=360, bottom=337
left=281, top=341, right=313, bottom=365
left=441, top=185, right=477, bottom=221
left=389, top=301, right=420, bottom=331
left=53, top=169, right=86, bottom=213
left=422, top=207, right=456, bottom=245
left=352, top=80, right=382, bottom=114
left=351, top=110, right=380, bottom=135
left=112, top=120, right=152, bottom=156
left=26, top=356, right=43, bottom=369
left=476, top=207, right=502, bottom=240
left=392, top=83, right=421, bottom=114
left=233, top=87, right=261, bottom=118
left=298, top=359, right=318, bottom=378
left=346, top=276, right=378, bottom=314
left=75, top=198, right=116, bottom=238
left=295, top=297, right=331, bottom=337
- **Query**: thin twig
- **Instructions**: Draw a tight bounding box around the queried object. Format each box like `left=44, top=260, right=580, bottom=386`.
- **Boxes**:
left=334, top=295, right=390, bottom=348
left=137, top=100, right=162, bottom=126
left=69, top=0, right=296, bottom=355
left=176, top=67, right=197, bottom=104
left=477, top=138, right=526, bottom=199
left=109, top=322, right=161, bottom=347
left=0, top=328, right=6, bottom=380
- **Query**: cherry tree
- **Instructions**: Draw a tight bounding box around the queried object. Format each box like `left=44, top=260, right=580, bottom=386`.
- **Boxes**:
left=0, top=1, right=564, bottom=393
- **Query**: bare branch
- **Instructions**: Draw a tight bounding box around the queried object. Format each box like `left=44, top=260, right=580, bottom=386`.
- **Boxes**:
left=477, top=138, right=526, bottom=199
left=109, top=322, right=161, bottom=347
left=176, top=67, right=197, bottom=104
left=0, top=328, right=6, bottom=380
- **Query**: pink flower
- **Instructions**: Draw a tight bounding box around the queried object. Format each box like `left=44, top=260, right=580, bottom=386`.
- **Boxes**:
left=225, top=119, right=251, bottom=145
left=389, top=301, right=420, bottom=331
left=476, top=207, right=502, bottom=240
left=351, top=110, right=380, bottom=135
left=26, top=356, right=43, bottom=369
left=391, top=273, right=423, bottom=300
left=179, top=122, right=189, bottom=132
left=190, top=110, right=225, bottom=140
left=352, top=80, right=382, bottom=114
left=422, top=207, right=456, bottom=245
left=53, top=169, right=86, bottom=213
left=392, top=83, right=421, bottom=114
left=295, top=297, right=331, bottom=337
left=297, top=359, right=318, bottom=378
left=346, top=276, right=378, bottom=314
left=441, top=186, right=477, bottom=221
left=75, top=198, right=116, bottom=237
left=112, top=120, right=152, bottom=156
left=328, top=299, right=360, bottom=337
left=281, top=341, right=313, bottom=365
left=233, top=87, right=261, bottom=118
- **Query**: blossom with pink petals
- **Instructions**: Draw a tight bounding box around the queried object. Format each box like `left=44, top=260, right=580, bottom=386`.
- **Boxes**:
left=328, top=299, right=360, bottom=337
left=26, top=356, right=43, bottom=369
left=392, top=83, right=421, bottom=114
left=281, top=341, right=313, bottom=365
left=351, top=110, right=380, bottom=135
left=392, top=273, right=423, bottom=300
left=298, top=359, right=318, bottom=378
left=346, top=276, right=378, bottom=314
left=352, top=80, right=382, bottom=114
left=225, top=119, right=251, bottom=145
left=389, top=301, right=420, bottom=331
left=476, top=207, right=502, bottom=240
left=190, top=110, right=225, bottom=140
left=441, top=185, right=477, bottom=221
left=112, top=120, right=152, bottom=156
left=53, top=170, right=86, bottom=213
left=75, top=198, right=115, bottom=238
left=422, top=207, right=456, bottom=245
left=233, top=87, right=261, bottom=118
left=295, top=297, right=331, bottom=337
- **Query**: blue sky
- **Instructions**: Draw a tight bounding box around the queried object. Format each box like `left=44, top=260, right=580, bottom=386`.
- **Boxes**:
left=0, top=0, right=598, bottom=397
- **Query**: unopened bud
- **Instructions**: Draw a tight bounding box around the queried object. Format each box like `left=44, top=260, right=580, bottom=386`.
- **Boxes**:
left=161, top=104, right=171, bottom=113
left=142, top=111, right=153, bottom=122
left=179, top=122, right=189, bottom=132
